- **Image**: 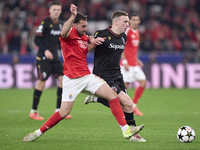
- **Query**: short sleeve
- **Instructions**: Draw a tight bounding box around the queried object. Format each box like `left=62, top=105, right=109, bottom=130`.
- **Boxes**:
left=61, top=27, right=75, bottom=42
left=94, top=30, right=103, bottom=38
left=35, top=19, right=48, bottom=35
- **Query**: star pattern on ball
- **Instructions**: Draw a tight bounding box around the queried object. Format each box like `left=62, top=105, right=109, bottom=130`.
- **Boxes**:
left=181, top=126, right=186, bottom=130
left=178, top=133, right=184, bottom=140
left=177, top=126, right=195, bottom=143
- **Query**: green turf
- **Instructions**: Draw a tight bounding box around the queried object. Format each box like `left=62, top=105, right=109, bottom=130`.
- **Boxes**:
left=0, top=88, right=199, bottom=150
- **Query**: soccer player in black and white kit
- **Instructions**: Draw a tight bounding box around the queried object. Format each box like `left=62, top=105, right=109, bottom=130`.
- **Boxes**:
left=84, top=11, right=146, bottom=142
left=29, top=1, right=72, bottom=120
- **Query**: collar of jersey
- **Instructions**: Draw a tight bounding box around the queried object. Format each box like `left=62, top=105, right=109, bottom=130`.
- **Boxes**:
left=49, top=16, right=59, bottom=24
left=107, top=26, right=122, bottom=37
left=131, top=28, right=137, bottom=33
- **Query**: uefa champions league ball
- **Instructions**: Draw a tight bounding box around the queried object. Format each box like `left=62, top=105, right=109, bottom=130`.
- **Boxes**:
left=177, top=126, right=195, bottom=143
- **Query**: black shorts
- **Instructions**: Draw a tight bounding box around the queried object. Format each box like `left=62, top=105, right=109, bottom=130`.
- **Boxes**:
left=105, top=78, right=127, bottom=94
left=97, top=78, right=127, bottom=108
left=36, top=58, right=64, bottom=81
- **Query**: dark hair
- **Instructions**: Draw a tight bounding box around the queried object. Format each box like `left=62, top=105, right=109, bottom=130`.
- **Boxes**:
left=111, top=11, right=128, bottom=20
left=49, top=1, right=61, bottom=8
left=74, top=12, right=87, bottom=23
left=130, top=12, right=139, bottom=18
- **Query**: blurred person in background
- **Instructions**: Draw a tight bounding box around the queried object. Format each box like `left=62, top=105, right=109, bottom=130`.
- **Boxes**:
left=0, top=0, right=199, bottom=56
left=120, top=13, right=146, bottom=116
left=8, top=28, right=21, bottom=54
left=29, top=1, right=72, bottom=120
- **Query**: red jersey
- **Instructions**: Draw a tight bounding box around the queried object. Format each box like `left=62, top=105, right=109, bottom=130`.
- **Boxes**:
left=122, top=27, right=140, bottom=66
left=59, top=27, right=91, bottom=78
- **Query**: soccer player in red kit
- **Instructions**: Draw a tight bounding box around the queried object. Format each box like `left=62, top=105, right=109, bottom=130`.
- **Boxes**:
left=121, top=13, right=147, bottom=116
left=22, top=4, right=144, bottom=142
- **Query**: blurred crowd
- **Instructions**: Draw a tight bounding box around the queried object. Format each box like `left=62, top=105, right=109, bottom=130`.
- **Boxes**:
left=0, top=0, right=200, bottom=62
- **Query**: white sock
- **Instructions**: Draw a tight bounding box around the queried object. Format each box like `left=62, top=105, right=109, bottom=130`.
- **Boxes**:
left=121, top=124, right=129, bottom=132
left=94, top=97, right=98, bottom=102
left=36, top=129, right=43, bottom=137
left=55, top=108, right=60, bottom=112
left=133, top=103, right=137, bottom=108
left=30, top=109, right=37, bottom=113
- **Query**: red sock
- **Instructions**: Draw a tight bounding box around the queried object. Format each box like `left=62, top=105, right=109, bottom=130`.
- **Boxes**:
left=133, top=86, right=145, bottom=104
left=109, top=97, right=127, bottom=126
left=40, top=111, right=63, bottom=133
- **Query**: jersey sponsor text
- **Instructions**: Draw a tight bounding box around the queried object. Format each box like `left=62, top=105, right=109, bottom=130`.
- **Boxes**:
left=108, top=43, right=125, bottom=50
left=50, top=29, right=61, bottom=35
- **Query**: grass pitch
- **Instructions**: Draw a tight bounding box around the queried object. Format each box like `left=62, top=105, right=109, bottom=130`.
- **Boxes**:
left=0, top=88, right=199, bottom=150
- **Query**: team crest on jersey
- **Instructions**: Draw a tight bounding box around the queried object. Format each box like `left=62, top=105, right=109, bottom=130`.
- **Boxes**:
left=50, top=24, right=53, bottom=28
left=41, top=21, right=44, bottom=25
left=69, top=94, right=73, bottom=99
left=108, top=36, right=111, bottom=40
left=122, top=37, right=125, bottom=44
left=111, top=86, right=117, bottom=93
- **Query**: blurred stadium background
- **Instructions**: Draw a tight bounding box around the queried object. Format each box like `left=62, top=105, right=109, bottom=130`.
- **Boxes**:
left=0, top=0, right=200, bottom=89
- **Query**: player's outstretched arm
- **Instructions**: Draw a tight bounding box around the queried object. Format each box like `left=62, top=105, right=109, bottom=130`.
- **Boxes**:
left=61, top=4, right=77, bottom=39
left=88, top=36, right=105, bottom=52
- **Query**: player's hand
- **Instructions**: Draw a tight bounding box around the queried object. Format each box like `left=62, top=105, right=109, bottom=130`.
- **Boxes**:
left=45, top=50, right=53, bottom=60
left=70, top=4, right=77, bottom=16
left=124, top=63, right=129, bottom=71
left=91, top=37, right=106, bottom=45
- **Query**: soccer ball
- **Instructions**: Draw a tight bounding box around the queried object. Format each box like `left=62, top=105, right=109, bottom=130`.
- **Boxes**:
left=177, top=126, right=195, bottom=143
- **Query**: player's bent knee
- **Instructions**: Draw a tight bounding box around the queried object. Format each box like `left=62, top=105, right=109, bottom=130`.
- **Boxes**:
left=122, top=99, right=133, bottom=110
left=139, top=80, right=146, bottom=87
left=96, top=83, right=118, bottom=100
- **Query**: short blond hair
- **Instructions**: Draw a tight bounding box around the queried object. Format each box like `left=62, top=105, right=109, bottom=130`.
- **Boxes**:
left=111, top=11, right=128, bottom=20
